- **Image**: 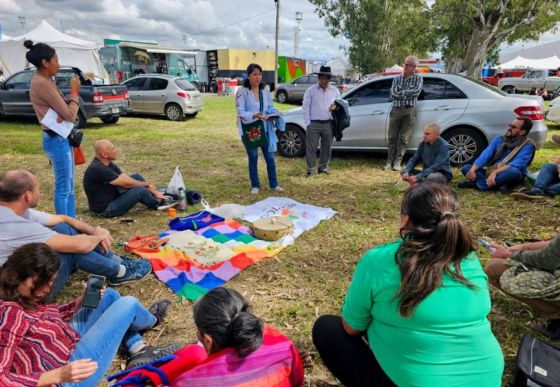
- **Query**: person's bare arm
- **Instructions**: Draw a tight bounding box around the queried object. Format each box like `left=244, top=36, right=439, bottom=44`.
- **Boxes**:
left=110, top=173, right=153, bottom=190
left=46, top=233, right=104, bottom=254
left=46, top=215, right=113, bottom=252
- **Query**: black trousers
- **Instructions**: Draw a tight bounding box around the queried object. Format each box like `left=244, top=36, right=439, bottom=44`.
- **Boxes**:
left=312, top=315, right=396, bottom=387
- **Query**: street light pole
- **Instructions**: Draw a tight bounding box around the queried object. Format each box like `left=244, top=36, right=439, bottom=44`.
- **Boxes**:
left=294, top=12, right=302, bottom=58
left=18, top=16, right=26, bottom=31
left=274, top=0, right=280, bottom=90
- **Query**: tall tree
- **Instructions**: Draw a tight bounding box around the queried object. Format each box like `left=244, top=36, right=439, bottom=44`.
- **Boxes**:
left=310, top=0, right=435, bottom=74
left=433, top=0, right=560, bottom=79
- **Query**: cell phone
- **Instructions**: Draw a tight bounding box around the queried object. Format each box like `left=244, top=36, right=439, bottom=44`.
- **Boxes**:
left=82, top=274, right=105, bottom=309
left=479, top=239, right=496, bottom=253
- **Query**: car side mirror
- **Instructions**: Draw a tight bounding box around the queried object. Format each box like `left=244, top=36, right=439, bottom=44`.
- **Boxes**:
left=7, top=83, right=15, bottom=89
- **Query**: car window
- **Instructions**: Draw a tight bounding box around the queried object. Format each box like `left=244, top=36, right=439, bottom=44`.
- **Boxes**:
left=124, top=77, right=147, bottom=91
left=175, top=79, right=196, bottom=91
left=54, top=71, right=78, bottom=88
left=467, top=77, right=508, bottom=96
left=5, top=72, right=33, bottom=89
left=420, top=78, right=446, bottom=100
left=146, top=78, right=168, bottom=90
left=443, top=81, right=467, bottom=99
left=294, top=76, right=308, bottom=84
left=345, top=78, right=392, bottom=106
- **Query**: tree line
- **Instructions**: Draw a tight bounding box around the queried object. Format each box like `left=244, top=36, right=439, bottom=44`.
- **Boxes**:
left=310, top=0, right=560, bottom=79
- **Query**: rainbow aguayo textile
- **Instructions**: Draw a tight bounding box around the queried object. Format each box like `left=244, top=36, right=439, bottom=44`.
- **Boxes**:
left=127, top=219, right=285, bottom=300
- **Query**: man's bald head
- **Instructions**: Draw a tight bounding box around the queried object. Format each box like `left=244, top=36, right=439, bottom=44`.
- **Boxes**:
left=0, top=169, right=37, bottom=202
left=94, top=139, right=114, bottom=157
left=422, top=123, right=441, bottom=144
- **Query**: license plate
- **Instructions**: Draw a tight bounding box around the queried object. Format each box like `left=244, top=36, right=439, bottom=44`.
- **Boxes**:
left=111, top=107, right=119, bottom=114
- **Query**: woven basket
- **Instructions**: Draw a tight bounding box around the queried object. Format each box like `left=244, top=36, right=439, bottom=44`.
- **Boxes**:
left=252, top=216, right=294, bottom=241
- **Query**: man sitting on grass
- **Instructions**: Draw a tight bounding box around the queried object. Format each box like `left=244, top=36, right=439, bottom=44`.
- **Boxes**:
left=512, top=156, right=560, bottom=200
left=0, top=169, right=151, bottom=299
left=400, top=123, right=452, bottom=189
left=458, top=117, right=535, bottom=192
left=485, top=235, right=560, bottom=339
left=83, top=139, right=177, bottom=218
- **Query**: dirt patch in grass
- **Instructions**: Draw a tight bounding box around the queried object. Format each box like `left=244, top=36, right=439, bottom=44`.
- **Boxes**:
left=2, top=96, right=559, bottom=385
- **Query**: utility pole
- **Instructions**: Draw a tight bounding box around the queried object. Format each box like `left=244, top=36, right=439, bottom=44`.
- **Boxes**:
left=294, top=12, right=302, bottom=58
left=182, top=33, right=187, bottom=48
left=274, top=0, right=280, bottom=90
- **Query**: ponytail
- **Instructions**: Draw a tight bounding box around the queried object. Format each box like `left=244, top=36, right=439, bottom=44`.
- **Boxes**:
left=395, top=183, right=476, bottom=317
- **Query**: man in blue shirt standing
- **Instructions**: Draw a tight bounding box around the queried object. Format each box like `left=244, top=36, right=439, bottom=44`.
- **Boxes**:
left=400, top=123, right=452, bottom=188
left=459, top=117, right=535, bottom=192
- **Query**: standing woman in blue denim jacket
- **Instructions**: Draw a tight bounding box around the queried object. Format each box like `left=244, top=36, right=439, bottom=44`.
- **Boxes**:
left=236, top=63, right=285, bottom=195
left=25, top=40, right=80, bottom=217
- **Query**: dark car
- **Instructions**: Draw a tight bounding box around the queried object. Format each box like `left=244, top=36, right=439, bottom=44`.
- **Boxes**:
left=0, top=67, right=129, bottom=127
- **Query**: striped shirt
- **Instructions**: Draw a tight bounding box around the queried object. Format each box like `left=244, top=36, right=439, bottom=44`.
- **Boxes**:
left=0, top=300, right=80, bottom=386
left=391, top=74, right=423, bottom=108
left=302, top=84, right=340, bottom=127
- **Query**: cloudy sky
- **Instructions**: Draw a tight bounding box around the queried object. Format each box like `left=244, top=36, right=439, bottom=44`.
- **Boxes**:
left=0, top=0, right=348, bottom=61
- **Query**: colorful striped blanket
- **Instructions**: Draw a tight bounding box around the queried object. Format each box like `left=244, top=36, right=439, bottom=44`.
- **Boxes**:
left=126, top=198, right=335, bottom=300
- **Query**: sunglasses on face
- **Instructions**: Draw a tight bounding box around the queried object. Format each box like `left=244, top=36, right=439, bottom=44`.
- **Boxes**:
left=508, top=124, right=522, bottom=130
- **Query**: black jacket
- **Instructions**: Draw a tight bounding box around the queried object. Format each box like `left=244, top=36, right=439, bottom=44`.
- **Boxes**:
left=332, top=99, right=350, bottom=141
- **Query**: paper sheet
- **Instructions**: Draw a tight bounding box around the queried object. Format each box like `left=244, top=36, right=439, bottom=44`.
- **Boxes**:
left=40, top=108, right=74, bottom=138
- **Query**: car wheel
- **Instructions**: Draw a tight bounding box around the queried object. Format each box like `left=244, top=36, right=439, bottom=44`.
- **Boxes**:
left=100, top=115, right=119, bottom=124
left=74, top=112, right=86, bottom=128
left=278, top=125, right=305, bottom=157
left=441, top=127, right=486, bottom=166
left=165, top=103, right=184, bottom=121
left=276, top=90, right=288, bottom=103
left=502, top=85, right=515, bottom=94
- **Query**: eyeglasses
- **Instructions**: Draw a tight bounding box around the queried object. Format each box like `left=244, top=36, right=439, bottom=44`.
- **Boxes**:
left=404, top=63, right=416, bottom=68
left=508, top=124, right=522, bottom=130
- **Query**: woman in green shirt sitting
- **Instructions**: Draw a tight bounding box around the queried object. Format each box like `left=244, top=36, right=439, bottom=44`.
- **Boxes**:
left=313, top=182, right=503, bottom=386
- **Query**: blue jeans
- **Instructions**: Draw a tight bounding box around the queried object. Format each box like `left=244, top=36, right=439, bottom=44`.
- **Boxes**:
left=244, top=143, right=278, bottom=189
left=43, top=132, right=76, bottom=217
left=533, top=163, right=560, bottom=196
left=64, top=289, right=156, bottom=387
left=461, top=164, right=523, bottom=191
left=101, top=174, right=159, bottom=217
left=50, top=223, right=121, bottom=299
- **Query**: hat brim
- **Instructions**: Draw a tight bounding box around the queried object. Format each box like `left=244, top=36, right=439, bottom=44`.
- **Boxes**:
left=314, top=72, right=332, bottom=77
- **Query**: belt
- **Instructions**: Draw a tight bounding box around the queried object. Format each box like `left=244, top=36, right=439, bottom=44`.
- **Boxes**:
left=43, top=129, right=57, bottom=136
left=311, top=119, right=332, bottom=123
left=394, top=105, right=414, bottom=109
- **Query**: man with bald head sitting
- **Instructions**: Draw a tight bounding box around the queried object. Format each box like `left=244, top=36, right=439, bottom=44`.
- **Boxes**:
left=400, top=123, right=453, bottom=189
left=83, top=140, right=177, bottom=218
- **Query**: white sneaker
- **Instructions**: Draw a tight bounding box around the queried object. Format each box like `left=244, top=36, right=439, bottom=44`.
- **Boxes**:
left=273, top=186, right=285, bottom=192
left=383, top=163, right=392, bottom=171
left=250, top=187, right=259, bottom=195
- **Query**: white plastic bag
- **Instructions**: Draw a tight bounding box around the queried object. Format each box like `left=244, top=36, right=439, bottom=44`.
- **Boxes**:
left=166, top=166, right=186, bottom=196
left=201, top=200, right=246, bottom=219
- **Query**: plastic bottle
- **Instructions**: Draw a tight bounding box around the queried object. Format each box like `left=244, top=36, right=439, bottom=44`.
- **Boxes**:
left=178, top=187, right=187, bottom=211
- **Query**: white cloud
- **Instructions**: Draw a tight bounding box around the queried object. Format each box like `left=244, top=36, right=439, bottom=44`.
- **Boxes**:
left=0, top=0, right=347, bottom=60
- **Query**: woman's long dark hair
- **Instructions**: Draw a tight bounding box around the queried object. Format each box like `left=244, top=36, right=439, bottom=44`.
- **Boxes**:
left=194, top=287, right=263, bottom=357
left=0, top=243, right=59, bottom=308
left=395, top=182, right=476, bottom=317
left=24, top=40, right=56, bottom=69
left=243, top=63, right=265, bottom=90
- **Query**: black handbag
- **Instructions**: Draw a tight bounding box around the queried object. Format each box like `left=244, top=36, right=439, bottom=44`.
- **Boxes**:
left=512, top=334, right=560, bottom=387
left=68, top=128, right=83, bottom=147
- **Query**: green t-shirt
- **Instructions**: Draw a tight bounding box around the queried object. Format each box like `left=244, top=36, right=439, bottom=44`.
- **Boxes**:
left=342, top=240, right=504, bottom=387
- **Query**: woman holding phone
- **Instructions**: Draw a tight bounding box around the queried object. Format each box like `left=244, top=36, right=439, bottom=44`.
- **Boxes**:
left=0, top=243, right=179, bottom=386
left=25, top=39, right=80, bottom=217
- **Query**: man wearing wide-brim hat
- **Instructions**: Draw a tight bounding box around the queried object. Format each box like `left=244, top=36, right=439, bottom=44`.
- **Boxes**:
left=302, top=66, right=340, bottom=177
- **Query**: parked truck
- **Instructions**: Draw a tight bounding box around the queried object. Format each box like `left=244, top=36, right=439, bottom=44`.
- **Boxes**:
left=498, top=69, right=560, bottom=94
left=0, top=66, right=129, bottom=127
left=100, top=39, right=202, bottom=88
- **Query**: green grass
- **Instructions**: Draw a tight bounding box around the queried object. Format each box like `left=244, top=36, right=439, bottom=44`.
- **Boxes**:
left=1, top=95, right=559, bottom=385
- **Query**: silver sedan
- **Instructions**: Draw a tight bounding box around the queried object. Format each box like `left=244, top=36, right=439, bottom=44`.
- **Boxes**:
left=279, top=74, right=548, bottom=165
left=121, top=74, right=202, bottom=121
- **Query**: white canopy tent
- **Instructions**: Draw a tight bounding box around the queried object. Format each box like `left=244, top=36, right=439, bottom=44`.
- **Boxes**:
left=0, top=20, right=108, bottom=82
left=498, top=55, right=560, bottom=69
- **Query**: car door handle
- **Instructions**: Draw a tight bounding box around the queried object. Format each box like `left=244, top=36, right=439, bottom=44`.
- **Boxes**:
left=371, top=110, right=385, bottom=115
left=434, top=105, right=451, bottom=111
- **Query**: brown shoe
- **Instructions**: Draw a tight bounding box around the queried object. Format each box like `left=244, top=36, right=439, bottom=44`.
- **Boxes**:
left=552, top=134, right=560, bottom=146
